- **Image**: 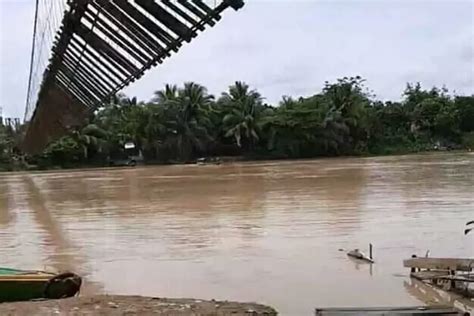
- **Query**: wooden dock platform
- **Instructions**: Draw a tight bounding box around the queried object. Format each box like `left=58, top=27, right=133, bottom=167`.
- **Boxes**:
left=404, top=256, right=474, bottom=300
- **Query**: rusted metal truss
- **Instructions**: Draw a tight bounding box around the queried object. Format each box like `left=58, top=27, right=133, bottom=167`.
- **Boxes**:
left=23, top=0, right=244, bottom=153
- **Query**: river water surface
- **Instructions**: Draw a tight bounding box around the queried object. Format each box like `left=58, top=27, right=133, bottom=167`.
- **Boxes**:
left=1, top=152, right=473, bottom=314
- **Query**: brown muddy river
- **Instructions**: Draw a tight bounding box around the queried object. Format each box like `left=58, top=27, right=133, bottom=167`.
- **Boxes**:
left=1, top=152, right=473, bottom=315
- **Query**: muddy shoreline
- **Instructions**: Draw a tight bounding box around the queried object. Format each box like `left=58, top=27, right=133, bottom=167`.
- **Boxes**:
left=2, top=150, right=470, bottom=173
left=0, top=295, right=278, bottom=315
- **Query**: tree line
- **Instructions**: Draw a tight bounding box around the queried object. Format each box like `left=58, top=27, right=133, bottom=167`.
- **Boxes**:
left=1, top=77, right=473, bottom=170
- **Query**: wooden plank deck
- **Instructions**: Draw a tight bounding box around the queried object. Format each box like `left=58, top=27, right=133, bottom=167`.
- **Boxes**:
left=404, top=258, right=474, bottom=272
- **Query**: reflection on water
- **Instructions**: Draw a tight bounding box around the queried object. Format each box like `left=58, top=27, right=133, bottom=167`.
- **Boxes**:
left=404, top=279, right=474, bottom=314
left=0, top=152, right=473, bottom=315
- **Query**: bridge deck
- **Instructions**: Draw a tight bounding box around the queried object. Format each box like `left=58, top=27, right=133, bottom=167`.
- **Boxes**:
left=24, top=0, right=244, bottom=153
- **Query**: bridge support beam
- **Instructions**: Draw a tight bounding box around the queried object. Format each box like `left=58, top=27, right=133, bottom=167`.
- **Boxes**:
left=23, top=83, right=88, bottom=154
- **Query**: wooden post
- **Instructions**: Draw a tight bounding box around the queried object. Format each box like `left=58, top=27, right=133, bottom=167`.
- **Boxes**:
left=411, top=254, right=417, bottom=273
left=450, top=270, right=456, bottom=289
left=369, top=243, right=373, bottom=260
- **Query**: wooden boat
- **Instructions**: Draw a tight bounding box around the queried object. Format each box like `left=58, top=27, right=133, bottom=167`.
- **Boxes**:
left=0, top=267, right=82, bottom=302
left=347, top=243, right=374, bottom=263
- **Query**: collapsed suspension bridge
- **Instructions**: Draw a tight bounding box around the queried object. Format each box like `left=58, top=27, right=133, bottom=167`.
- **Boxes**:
left=23, top=0, right=244, bottom=153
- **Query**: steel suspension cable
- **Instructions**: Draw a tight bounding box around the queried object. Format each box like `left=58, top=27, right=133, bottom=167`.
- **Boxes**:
left=24, top=0, right=41, bottom=122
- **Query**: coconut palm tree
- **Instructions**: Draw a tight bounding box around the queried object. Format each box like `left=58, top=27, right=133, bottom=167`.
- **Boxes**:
left=71, top=123, right=108, bottom=159
left=322, top=77, right=373, bottom=151
left=279, top=96, right=297, bottom=109
left=179, top=82, right=214, bottom=120
left=220, top=81, right=263, bottom=149
left=152, top=84, right=179, bottom=105
left=262, top=95, right=350, bottom=157
left=155, top=82, right=214, bottom=161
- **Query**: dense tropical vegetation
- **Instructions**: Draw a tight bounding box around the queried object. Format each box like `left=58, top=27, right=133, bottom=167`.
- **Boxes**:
left=1, top=77, right=473, bottom=170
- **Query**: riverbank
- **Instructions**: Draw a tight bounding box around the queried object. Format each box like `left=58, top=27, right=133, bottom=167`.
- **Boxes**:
left=1, top=148, right=471, bottom=173
left=0, top=295, right=278, bottom=315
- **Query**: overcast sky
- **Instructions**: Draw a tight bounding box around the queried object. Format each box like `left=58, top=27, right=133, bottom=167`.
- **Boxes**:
left=0, top=0, right=473, bottom=118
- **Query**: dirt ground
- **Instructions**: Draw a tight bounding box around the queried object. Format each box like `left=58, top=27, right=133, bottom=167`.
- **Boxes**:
left=0, top=295, right=278, bottom=315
